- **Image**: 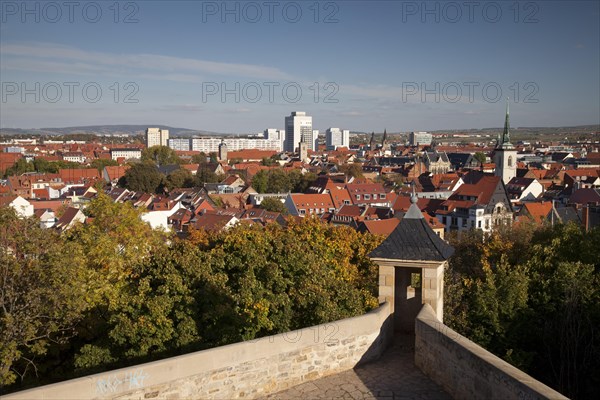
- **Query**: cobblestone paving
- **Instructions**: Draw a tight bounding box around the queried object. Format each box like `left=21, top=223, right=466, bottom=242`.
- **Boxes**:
left=261, top=335, right=451, bottom=400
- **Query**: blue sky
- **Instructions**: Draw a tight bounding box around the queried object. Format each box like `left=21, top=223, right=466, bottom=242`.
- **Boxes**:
left=1, top=0, right=598, bottom=133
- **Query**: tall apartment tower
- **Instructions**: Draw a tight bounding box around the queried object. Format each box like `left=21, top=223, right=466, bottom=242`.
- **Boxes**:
left=146, top=128, right=169, bottom=148
left=284, top=112, right=312, bottom=152
left=493, top=100, right=517, bottom=184
left=326, top=128, right=350, bottom=150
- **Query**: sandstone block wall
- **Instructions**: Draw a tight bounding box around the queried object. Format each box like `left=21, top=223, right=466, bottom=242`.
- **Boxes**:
left=415, top=304, right=568, bottom=400
left=5, top=303, right=392, bottom=400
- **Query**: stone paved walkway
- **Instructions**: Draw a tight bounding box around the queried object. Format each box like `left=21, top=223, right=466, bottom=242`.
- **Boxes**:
left=261, top=335, right=450, bottom=400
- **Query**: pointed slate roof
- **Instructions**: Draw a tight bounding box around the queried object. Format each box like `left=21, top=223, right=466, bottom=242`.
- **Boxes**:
left=369, top=190, right=454, bottom=262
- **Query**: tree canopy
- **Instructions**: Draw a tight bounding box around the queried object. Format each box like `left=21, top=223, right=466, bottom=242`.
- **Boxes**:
left=445, top=222, right=600, bottom=399
left=121, top=162, right=165, bottom=193
left=0, top=204, right=382, bottom=390
left=141, top=146, right=182, bottom=166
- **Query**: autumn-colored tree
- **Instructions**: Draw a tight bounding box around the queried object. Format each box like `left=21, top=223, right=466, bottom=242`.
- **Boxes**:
left=0, top=208, right=88, bottom=386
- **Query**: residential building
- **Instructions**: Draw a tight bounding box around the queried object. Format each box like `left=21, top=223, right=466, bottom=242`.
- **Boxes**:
left=54, top=207, right=86, bottom=231
left=0, top=195, right=34, bottom=217
left=263, top=128, right=285, bottom=150
left=436, top=175, right=513, bottom=233
left=346, top=182, right=390, bottom=207
left=186, top=137, right=282, bottom=153
left=284, top=111, right=313, bottom=152
left=62, top=152, right=86, bottom=163
left=326, top=128, right=350, bottom=150
left=284, top=193, right=335, bottom=217
left=146, top=128, right=169, bottom=148
left=110, top=148, right=142, bottom=161
left=506, top=177, right=544, bottom=203
left=168, top=138, right=191, bottom=151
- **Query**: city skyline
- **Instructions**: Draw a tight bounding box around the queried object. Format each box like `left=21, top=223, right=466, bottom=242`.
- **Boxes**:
left=1, top=1, right=599, bottom=132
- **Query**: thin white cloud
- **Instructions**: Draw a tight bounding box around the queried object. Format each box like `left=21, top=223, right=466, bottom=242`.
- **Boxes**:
left=1, top=42, right=292, bottom=81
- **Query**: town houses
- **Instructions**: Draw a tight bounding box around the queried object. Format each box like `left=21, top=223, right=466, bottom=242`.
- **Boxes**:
left=1, top=111, right=599, bottom=235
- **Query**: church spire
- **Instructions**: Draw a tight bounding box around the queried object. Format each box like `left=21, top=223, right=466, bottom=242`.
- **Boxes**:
left=498, top=98, right=513, bottom=149
left=381, top=129, right=388, bottom=151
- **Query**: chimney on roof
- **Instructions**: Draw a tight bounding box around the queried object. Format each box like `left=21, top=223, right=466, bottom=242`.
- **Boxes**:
left=582, top=204, right=590, bottom=232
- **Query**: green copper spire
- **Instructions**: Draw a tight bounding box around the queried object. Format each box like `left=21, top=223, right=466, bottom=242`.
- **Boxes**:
left=499, top=98, right=513, bottom=149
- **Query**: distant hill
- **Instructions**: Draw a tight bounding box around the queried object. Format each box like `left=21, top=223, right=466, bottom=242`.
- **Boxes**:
left=0, top=125, right=232, bottom=137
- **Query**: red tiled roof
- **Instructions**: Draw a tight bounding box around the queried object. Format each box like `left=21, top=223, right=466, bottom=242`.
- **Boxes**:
left=104, top=165, right=130, bottom=181
left=361, top=218, right=400, bottom=235
left=522, top=201, right=553, bottom=223
left=59, top=168, right=99, bottom=183
left=290, top=193, right=335, bottom=209
left=450, top=175, right=501, bottom=205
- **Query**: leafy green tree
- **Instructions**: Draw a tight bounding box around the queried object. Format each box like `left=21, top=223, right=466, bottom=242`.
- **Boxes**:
left=473, top=152, right=487, bottom=164
left=261, top=157, right=278, bottom=166
left=251, top=170, right=269, bottom=193
left=195, top=165, right=220, bottom=186
left=259, top=197, right=287, bottom=214
left=122, top=162, right=165, bottom=193
left=251, top=169, right=317, bottom=194
left=166, top=168, right=194, bottom=190
left=445, top=222, right=600, bottom=399
left=191, top=152, right=208, bottom=164
left=0, top=208, right=88, bottom=386
left=4, top=159, right=34, bottom=177
left=74, top=242, right=204, bottom=369
left=32, top=158, right=58, bottom=173
left=142, top=146, right=181, bottom=166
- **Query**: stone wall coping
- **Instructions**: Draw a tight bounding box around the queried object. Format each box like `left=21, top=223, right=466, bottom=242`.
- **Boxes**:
left=4, top=302, right=391, bottom=400
left=416, top=304, right=569, bottom=400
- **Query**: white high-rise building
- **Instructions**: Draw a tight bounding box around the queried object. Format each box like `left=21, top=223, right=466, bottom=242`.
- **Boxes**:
left=409, top=131, right=432, bottom=146
left=146, top=128, right=169, bottom=148
left=185, top=137, right=282, bottom=153
left=326, top=128, right=350, bottom=150
left=264, top=128, right=285, bottom=150
left=284, top=112, right=313, bottom=152
left=312, top=130, right=320, bottom=151
left=168, top=138, right=191, bottom=151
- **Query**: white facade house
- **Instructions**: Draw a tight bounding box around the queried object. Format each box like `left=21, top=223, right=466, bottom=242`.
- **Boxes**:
left=506, top=177, right=544, bottom=203
left=284, top=111, right=313, bottom=152
left=62, top=152, right=86, bottom=163
left=146, top=128, right=169, bottom=148
left=110, top=148, right=142, bottom=161
left=4, top=196, right=34, bottom=218
left=326, top=128, right=350, bottom=150
left=141, top=201, right=184, bottom=231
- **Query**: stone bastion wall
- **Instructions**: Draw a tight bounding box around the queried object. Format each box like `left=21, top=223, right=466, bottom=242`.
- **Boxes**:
left=4, top=302, right=392, bottom=400
left=415, top=304, right=568, bottom=400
